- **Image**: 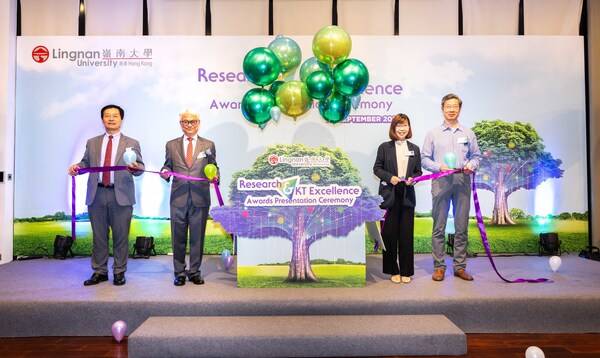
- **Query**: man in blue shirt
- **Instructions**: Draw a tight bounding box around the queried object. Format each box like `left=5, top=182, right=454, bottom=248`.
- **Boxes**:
left=421, top=94, right=480, bottom=281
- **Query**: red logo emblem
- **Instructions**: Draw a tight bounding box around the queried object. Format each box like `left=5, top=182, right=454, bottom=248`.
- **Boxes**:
left=268, top=154, right=279, bottom=166
left=32, top=46, right=49, bottom=63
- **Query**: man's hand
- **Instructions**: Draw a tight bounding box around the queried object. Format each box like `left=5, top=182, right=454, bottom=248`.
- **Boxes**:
left=160, top=169, right=171, bottom=180
left=68, top=164, right=80, bottom=176
left=439, top=164, right=450, bottom=172
left=463, top=163, right=475, bottom=175
left=127, top=162, right=140, bottom=173
left=405, top=177, right=415, bottom=186
left=390, top=176, right=401, bottom=185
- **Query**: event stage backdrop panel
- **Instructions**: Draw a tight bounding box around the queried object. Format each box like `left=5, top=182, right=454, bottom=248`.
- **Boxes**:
left=14, top=36, right=588, bottom=257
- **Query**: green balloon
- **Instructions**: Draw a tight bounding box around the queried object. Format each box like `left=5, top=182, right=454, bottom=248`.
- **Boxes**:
left=243, top=47, right=281, bottom=86
left=204, top=164, right=218, bottom=180
left=305, top=70, right=334, bottom=100
left=241, top=88, right=275, bottom=128
left=444, top=152, right=457, bottom=169
left=333, top=59, right=369, bottom=97
left=318, top=93, right=351, bottom=124
left=268, top=36, right=302, bottom=76
left=269, top=80, right=285, bottom=97
left=299, top=57, right=330, bottom=82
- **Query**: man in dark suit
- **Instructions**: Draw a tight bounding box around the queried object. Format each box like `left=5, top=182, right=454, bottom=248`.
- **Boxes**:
left=68, top=104, right=144, bottom=286
left=161, top=110, right=218, bottom=286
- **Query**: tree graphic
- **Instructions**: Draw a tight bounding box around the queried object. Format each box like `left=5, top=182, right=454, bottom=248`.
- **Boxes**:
left=472, top=120, right=563, bottom=225
left=210, top=144, right=384, bottom=282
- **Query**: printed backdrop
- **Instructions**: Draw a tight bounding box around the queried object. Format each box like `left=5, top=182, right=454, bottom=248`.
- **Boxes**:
left=14, top=36, right=588, bottom=259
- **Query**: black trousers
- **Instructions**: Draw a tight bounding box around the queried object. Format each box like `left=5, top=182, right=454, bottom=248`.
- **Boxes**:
left=381, top=184, right=415, bottom=276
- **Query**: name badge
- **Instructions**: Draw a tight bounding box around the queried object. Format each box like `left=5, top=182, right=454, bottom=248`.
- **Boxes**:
left=406, top=151, right=414, bottom=156
left=457, top=137, right=468, bottom=144
left=197, top=152, right=207, bottom=159
left=381, top=181, right=387, bottom=186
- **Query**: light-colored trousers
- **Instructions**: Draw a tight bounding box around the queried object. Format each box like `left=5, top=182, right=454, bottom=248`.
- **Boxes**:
left=431, top=173, right=471, bottom=270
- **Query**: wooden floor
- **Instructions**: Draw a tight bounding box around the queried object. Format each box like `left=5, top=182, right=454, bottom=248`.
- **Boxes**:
left=0, top=334, right=599, bottom=357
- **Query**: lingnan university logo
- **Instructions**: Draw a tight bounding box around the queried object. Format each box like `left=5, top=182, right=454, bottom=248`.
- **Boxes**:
left=32, top=46, right=49, bottom=63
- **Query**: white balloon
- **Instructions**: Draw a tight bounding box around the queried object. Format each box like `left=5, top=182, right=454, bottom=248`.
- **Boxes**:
left=270, top=106, right=281, bottom=122
left=351, top=95, right=361, bottom=110
left=525, top=346, right=545, bottom=358
left=123, top=147, right=137, bottom=165
left=549, top=256, right=561, bottom=272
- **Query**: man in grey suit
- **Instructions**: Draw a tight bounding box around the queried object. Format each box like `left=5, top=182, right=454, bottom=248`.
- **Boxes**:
left=68, top=104, right=144, bottom=286
left=161, top=110, right=218, bottom=286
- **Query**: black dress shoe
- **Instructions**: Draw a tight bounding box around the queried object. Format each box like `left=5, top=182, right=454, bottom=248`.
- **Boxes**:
left=113, top=273, right=126, bottom=286
left=83, top=273, right=108, bottom=286
left=174, top=276, right=186, bottom=286
left=189, top=276, right=204, bottom=285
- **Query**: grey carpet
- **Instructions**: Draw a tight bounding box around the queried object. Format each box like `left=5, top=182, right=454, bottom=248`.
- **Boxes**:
left=0, top=254, right=599, bottom=336
left=128, top=315, right=466, bottom=357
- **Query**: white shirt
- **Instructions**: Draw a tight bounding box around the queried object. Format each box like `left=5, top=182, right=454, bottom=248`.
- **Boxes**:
left=395, top=140, right=409, bottom=178
left=99, top=132, right=121, bottom=184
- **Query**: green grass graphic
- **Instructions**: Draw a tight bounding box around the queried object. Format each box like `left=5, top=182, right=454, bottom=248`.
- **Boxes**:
left=237, top=264, right=365, bottom=288
left=13, top=217, right=588, bottom=256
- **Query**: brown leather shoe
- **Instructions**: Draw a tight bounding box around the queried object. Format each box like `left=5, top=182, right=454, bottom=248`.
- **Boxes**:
left=454, top=269, right=474, bottom=281
left=432, top=268, right=445, bottom=281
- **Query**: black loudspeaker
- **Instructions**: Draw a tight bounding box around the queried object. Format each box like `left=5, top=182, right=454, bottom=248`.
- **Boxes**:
left=579, top=246, right=600, bottom=261
left=446, top=234, right=455, bottom=255
left=132, top=236, right=156, bottom=259
left=539, top=232, right=561, bottom=256
left=53, top=235, right=74, bottom=259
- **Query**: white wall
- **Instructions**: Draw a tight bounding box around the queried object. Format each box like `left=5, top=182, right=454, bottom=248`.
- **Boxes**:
left=0, top=0, right=16, bottom=264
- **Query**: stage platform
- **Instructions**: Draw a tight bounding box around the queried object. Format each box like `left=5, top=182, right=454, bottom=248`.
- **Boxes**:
left=0, top=254, right=599, bottom=337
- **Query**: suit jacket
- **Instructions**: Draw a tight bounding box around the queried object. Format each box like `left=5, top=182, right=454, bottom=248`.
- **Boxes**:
left=161, top=135, right=217, bottom=208
left=77, top=133, right=144, bottom=206
left=373, top=140, right=422, bottom=209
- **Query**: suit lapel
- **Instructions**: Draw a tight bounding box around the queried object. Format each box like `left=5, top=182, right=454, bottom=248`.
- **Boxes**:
left=406, top=142, right=415, bottom=177
left=175, top=136, right=186, bottom=167
left=389, top=141, right=398, bottom=177
left=192, top=135, right=204, bottom=164
left=115, top=134, right=127, bottom=165
left=93, top=135, right=104, bottom=166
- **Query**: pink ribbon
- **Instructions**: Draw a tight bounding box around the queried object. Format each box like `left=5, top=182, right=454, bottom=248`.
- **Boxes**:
left=378, top=169, right=549, bottom=283
left=71, top=166, right=224, bottom=241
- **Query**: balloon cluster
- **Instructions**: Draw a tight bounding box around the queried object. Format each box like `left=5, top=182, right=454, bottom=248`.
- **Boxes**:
left=241, top=26, right=369, bottom=128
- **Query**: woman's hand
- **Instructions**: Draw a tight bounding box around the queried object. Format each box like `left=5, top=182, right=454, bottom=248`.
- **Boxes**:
left=67, top=164, right=80, bottom=176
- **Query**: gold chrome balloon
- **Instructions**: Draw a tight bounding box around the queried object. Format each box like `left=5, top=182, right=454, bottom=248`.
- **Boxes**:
left=275, top=81, right=311, bottom=119
left=312, top=26, right=352, bottom=66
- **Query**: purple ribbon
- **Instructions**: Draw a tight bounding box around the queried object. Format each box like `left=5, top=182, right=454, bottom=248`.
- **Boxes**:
left=471, top=174, right=549, bottom=283
left=376, top=169, right=549, bottom=283
left=71, top=166, right=224, bottom=241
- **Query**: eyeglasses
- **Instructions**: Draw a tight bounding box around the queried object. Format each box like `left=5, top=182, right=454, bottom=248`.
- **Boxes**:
left=443, top=105, right=460, bottom=110
left=180, top=120, right=199, bottom=126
